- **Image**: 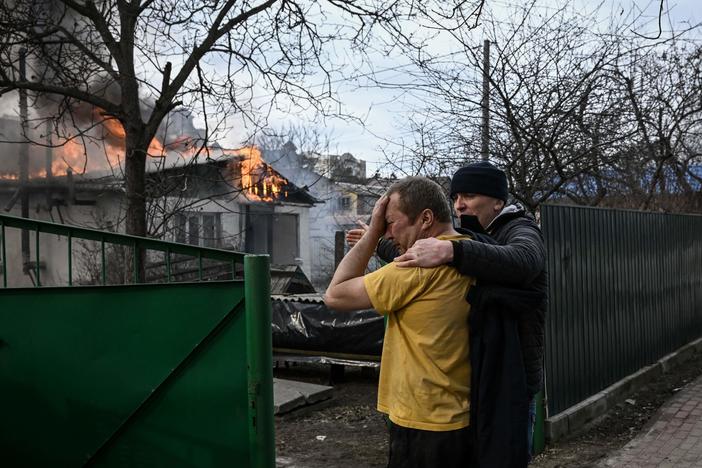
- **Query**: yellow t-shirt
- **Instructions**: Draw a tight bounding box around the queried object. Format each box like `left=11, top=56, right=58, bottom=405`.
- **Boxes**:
left=363, top=235, right=474, bottom=431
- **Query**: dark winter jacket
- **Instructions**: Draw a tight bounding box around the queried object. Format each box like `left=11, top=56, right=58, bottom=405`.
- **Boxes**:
left=450, top=204, right=547, bottom=398
left=467, top=282, right=544, bottom=468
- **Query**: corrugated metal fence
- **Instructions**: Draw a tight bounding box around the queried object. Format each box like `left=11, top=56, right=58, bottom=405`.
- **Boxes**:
left=541, top=204, right=702, bottom=414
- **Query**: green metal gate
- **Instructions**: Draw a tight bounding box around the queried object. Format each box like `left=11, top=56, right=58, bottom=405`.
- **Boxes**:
left=0, top=214, right=275, bottom=467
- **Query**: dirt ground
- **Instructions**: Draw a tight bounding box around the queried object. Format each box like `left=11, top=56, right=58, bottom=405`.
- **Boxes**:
left=275, top=364, right=387, bottom=468
left=274, top=350, right=702, bottom=468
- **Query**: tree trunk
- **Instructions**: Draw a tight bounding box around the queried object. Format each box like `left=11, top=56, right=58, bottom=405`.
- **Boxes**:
left=124, top=132, right=148, bottom=283
left=124, top=134, right=147, bottom=237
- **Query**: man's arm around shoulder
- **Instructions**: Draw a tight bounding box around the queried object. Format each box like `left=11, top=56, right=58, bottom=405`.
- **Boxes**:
left=452, top=217, right=545, bottom=285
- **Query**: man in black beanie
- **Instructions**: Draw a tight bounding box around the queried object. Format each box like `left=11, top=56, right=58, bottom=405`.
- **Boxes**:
left=448, top=161, right=509, bottom=229
left=394, top=160, right=547, bottom=468
left=348, top=160, right=546, bottom=467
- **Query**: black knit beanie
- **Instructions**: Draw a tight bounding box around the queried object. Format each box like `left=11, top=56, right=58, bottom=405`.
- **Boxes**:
left=450, top=161, right=508, bottom=201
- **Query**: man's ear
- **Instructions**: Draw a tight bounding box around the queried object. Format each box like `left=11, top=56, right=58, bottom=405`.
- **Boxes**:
left=420, top=208, right=434, bottom=228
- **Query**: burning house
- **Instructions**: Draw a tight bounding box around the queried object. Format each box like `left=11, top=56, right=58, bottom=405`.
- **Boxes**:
left=261, top=143, right=392, bottom=290
left=0, top=114, right=319, bottom=288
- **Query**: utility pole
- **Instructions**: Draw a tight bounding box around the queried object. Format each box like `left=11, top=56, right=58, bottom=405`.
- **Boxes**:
left=19, top=49, right=30, bottom=270
left=481, top=39, right=490, bottom=161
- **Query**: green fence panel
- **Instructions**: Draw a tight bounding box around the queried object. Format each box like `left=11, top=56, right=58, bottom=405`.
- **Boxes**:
left=542, top=204, right=702, bottom=414
left=0, top=281, right=265, bottom=467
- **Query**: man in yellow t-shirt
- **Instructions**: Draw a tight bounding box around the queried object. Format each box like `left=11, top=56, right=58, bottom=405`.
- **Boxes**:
left=324, top=176, right=474, bottom=468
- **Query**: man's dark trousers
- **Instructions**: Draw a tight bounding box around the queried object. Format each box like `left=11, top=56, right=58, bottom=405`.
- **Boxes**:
left=387, top=423, right=471, bottom=468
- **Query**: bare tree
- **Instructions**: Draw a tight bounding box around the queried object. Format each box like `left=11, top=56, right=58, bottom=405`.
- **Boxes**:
left=257, top=123, right=335, bottom=156
left=382, top=1, right=702, bottom=213
left=609, top=46, right=702, bottom=211
left=0, top=0, right=486, bottom=237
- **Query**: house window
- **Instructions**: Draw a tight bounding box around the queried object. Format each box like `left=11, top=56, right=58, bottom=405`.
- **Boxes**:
left=173, top=213, right=221, bottom=248
left=338, top=196, right=352, bottom=211
left=188, top=216, right=200, bottom=246
left=202, top=215, right=216, bottom=248
left=175, top=215, right=187, bottom=244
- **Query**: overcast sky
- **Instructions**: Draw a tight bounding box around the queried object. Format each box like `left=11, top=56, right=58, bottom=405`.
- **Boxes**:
left=1, top=0, right=699, bottom=177
left=217, top=0, right=702, bottom=176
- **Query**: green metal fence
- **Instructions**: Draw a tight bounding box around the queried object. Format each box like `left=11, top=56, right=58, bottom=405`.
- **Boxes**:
left=0, top=213, right=274, bottom=467
left=542, top=204, right=702, bottom=414
left=0, top=213, right=247, bottom=287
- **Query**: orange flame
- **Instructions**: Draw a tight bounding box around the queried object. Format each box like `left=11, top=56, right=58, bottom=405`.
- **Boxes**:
left=234, top=146, right=289, bottom=201
left=22, top=108, right=170, bottom=178
left=100, top=112, right=126, bottom=141
left=97, top=109, right=165, bottom=159
left=54, top=138, right=92, bottom=175
left=1, top=113, right=291, bottom=204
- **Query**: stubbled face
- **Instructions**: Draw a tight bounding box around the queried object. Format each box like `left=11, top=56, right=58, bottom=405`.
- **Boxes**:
left=383, top=193, right=424, bottom=253
left=452, top=193, right=504, bottom=229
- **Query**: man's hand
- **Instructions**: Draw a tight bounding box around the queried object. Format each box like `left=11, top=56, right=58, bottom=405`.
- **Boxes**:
left=346, top=221, right=369, bottom=248
left=367, top=195, right=388, bottom=239
left=325, top=196, right=389, bottom=311
left=346, top=196, right=388, bottom=247
left=393, top=238, right=454, bottom=268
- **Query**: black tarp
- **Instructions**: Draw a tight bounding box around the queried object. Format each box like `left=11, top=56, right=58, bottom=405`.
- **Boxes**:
left=271, top=300, right=384, bottom=357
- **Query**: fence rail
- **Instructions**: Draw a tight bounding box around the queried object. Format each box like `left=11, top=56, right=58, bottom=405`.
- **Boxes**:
left=542, top=204, right=702, bottom=414
left=0, top=213, right=245, bottom=287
